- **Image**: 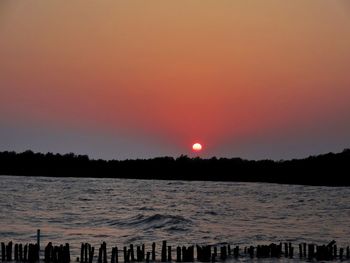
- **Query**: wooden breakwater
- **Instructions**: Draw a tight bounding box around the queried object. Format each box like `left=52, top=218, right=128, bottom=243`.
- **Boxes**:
left=1, top=236, right=350, bottom=262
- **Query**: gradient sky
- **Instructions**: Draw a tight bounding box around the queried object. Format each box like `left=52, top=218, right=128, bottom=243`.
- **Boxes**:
left=1, top=0, right=350, bottom=160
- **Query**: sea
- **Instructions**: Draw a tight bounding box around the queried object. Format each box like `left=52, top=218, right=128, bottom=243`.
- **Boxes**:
left=0, top=175, right=349, bottom=261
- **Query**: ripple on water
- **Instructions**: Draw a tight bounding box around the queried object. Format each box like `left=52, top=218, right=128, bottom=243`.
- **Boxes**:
left=0, top=176, right=350, bottom=257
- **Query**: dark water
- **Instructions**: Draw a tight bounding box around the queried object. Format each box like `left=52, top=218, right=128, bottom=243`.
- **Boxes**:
left=0, top=175, right=350, bottom=260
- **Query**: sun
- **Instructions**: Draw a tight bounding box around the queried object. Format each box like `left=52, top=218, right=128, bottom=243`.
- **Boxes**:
left=192, top=143, right=202, bottom=152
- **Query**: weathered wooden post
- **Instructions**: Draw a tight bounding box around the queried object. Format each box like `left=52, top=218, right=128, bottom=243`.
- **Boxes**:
left=45, top=242, right=52, bottom=263
left=129, top=245, right=134, bottom=262
left=151, top=243, right=155, bottom=261
left=161, top=241, right=166, bottom=262
left=182, top=247, right=187, bottom=262
left=284, top=243, right=288, bottom=258
left=136, top=246, right=140, bottom=262
left=85, top=244, right=89, bottom=263
left=64, top=244, right=69, bottom=263
left=123, top=247, right=127, bottom=263
left=346, top=246, right=350, bottom=259
left=89, top=246, right=95, bottom=263
left=19, top=243, right=23, bottom=262
left=14, top=244, right=19, bottom=261
left=189, top=246, right=194, bottom=262
left=81, top=244, right=85, bottom=263
left=303, top=243, right=306, bottom=258
left=176, top=246, right=181, bottom=262
left=111, top=248, right=116, bottom=263
left=289, top=246, right=294, bottom=258
left=7, top=241, right=13, bottom=261
left=37, top=230, right=40, bottom=256
left=167, top=246, right=171, bottom=262
left=103, top=242, right=107, bottom=263
left=220, top=246, right=226, bottom=260
left=24, top=244, right=28, bottom=262
left=248, top=246, right=254, bottom=258
left=233, top=246, right=239, bottom=258
left=98, top=246, right=102, bottom=263
left=141, top=245, right=145, bottom=261
left=1, top=242, right=5, bottom=261
left=308, top=244, right=314, bottom=260
left=196, top=245, right=201, bottom=262
left=210, top=253, right=215, bottom=263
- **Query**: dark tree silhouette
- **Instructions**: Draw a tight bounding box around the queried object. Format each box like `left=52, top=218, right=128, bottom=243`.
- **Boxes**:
left=0, top=149, right=349, bottom=186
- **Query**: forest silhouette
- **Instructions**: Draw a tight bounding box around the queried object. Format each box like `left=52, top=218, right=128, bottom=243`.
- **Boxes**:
left=0, top=149, right=349, bottom=186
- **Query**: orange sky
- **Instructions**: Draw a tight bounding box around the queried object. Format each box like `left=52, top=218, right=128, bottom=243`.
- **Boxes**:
left=1, top=1, right=350, bottom=159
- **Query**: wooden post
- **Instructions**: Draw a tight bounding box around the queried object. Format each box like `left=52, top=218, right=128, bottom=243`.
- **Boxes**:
left=98, top=246, right=102, bottom=263
left=161, top=241, right=166, bottom=262
left=1, top=242, right=6, bottom=261
left=182, top=247, right=186, bottom=262
left=284, top=243, right=288, bottom=258
left=19, top=244, right=23, bottom=262
left=130, top=245, right=134, bottom=262
left=152, top=243, right=155, bottom=261
left=85, top=244, right=89, bottom=263
left=146, top=252, right=150, bottom=263
left=190, top=246, right=194, bottom=262
left=289, top=246, right=294, bottom=258
left=15, top=244, right=19, bottom=261
left=89, top=246, right=95, bottom=263
left=123, top=247, right=127, bottom=263
left=176, top=246, right=181, bottom=262
left=81, top=244, right=85, bottom=263
left=111, top=248, right=116, bottom=263
left=24, top=244, right=28, bottom=262
left=340, top=248, right=344, bottom=260
left=303, top=243, right=306, bottom=258
left=141, top=245, right=145, bottom=261
left=103, top=242, right=107, bottom=263
left=167, top=246, right=171, bottom=262
left=220, top=246, right=226, bottom=260
left=308, top=244, right=314, bottom=260
left=196, top=245, right=201, bottom=262
left=346, top=246, right=350, bottom=259
left=248, top=246, right=254, bottom=258
left=37, top=230, right=40, bottom=253
left=45, top=242, right=52, bottom=263
left=136, top=246, right=140, bottom=262
left=233, top=246, right=239, bottom=258
left=7, top=241, right=13, bottom=261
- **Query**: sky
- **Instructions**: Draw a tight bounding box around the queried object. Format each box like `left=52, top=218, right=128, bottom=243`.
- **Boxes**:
left=1, top=0, right=350, bottom=160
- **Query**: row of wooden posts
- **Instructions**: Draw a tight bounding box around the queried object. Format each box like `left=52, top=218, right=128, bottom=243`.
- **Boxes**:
left=1, top=240, right=350, bottom=262
left=1, top=242, right=39, bottom=263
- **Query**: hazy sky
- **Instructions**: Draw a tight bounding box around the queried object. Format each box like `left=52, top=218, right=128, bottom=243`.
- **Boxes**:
left=1, top=1, right=350, bottom=160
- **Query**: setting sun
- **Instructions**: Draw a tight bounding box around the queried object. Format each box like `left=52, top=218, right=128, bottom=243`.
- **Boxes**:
left=192, top=143, right=202, bottom=152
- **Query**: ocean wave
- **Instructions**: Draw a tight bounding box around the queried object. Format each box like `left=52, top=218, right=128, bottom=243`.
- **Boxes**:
left=109, top=214, right=192, bottom=230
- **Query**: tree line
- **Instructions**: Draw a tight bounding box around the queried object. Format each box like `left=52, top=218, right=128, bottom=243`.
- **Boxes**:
left=0, top=149, right=349, bottom=186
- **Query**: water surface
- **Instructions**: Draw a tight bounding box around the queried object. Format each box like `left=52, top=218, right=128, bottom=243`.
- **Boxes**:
left=0, top=175, right=349, bottom=259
